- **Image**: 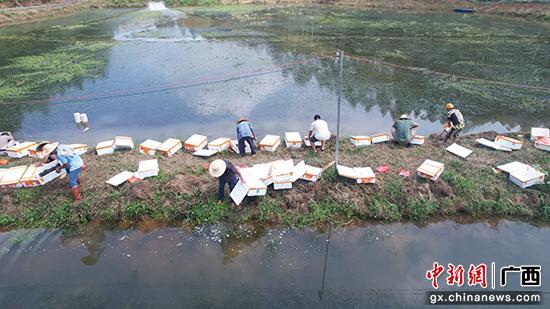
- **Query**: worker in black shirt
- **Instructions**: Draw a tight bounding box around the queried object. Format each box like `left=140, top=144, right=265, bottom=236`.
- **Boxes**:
left=442, top=103, right=465, bottom=142
left=208, top=159, right=243, bottom=204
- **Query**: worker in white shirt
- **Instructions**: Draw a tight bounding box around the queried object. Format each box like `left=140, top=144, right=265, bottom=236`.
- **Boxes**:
left=307, top=114, right=331, bottom=152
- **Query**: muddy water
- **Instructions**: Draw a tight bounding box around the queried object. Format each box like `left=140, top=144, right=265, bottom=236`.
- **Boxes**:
left=0, top=7, right=549, bottom=145
left=0, top=220, right=549, bottom=308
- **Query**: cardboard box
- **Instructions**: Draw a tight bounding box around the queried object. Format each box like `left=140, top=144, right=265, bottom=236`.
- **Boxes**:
left=476, top=138, right=512, bottom=152
left=417, top=160, right=444, bottom=181
left=350, top=136, right=372, bottom=147
left=534, top=137, right=549, bottom=152
left=371, top=133, right=389, bottom=144
left=137, top=159, right=159, bottom=179
left=106, top=171, right=134, bottom=187
left=207, top=137, right=231, bottom=152
left=285, top=132, right=302, bottom=148
left=446, top=143, right=473, bottom=159
left=6, top=142, right=37, bottom=158
left=193, top=149, right=218, bottom=157
left=139, top=139, right=161, bottom=156
left=20, top=165, right=41, bottom=187
left=184, top=134, right=207, bottom=151
left=259, top=135, right=281, bottom=152
left=114, top=136, right=134, bottom=150
left=530, top=127, right=549, bottom=142
left=0, top=165, right=28, bottom=187
left=69, top=144, right=88, bottom=155
left=304, top=136, right=321, bottom=147
left=96, top=140, right=115, bottom=156
left=37, top=160, right=66, bottom=185
left=157, top=138, right=182, bottom=157
left=410, top=135, right=425, bottom=145
left=495, top=136, right=523, bottom=150
left=230, top=140, right=252, bottom=154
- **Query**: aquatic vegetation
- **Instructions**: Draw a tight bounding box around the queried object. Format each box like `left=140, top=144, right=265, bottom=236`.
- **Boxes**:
left=0, top=41, right=113, bottom=103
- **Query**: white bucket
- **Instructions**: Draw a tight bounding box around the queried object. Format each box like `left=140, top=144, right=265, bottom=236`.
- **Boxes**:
left=73, top=112, right=81, bottom=123
left=80, top=113, right=89, bottom=123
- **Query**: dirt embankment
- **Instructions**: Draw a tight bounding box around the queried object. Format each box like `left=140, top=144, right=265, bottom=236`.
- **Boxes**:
left=0, top=132, right=548, bottom=230
left=1, top=0, right=549, bottom=26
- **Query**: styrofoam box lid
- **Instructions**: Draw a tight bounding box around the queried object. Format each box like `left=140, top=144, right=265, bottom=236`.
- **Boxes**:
left=531, top=127, right=549, bottom=137
left=209, top=137, right=231, bottom=146
left=446, top=143, right=473, bottom=158
left=271, top=159, right=294, bottom=175
left=496, top=136, right=522, bottom=144
left=141, top=139, right=162, bottom=148
left=96, top=140, right=115, bottom=149
left=497, top=161, right=529, bottom=174
left=511, top=167, right=544, bottom=182
left=417, top=160, right=444, bottom=175
left=193, top=149, right=218, bottom=157
left=158, top=138, right=181, bottom=150
left=1, top=166, right=28, bottom=184
left=260, top=135, right=281, bottom=146
left=186, top=134, right=207, bottom=145
left=106, top=171, right=134, bottom=186
left=351, top=136, right=370, bottom=140
left=285, top=132, right=301, bottom=142
left=414, top=135, right=425, bottom=140
left=354, top=167, right=375, bottom=179
left=305, top=165, right=323, bottom=175
left=252, top=163, right=272, bottom=179
left=244, top=176, right=267, bottom=190
left=337, top=165, right=357, bottom=178
left=115, top=136, right=133, bottom=146
left=69, top=143, right=88, bottom=149
left=7, top=141, right=36, bottom=151
left=138, top=159, right=158, bottom=172
left=21, top=165, right=38, bottom=180
left=0, top=168, right=7, bottom=181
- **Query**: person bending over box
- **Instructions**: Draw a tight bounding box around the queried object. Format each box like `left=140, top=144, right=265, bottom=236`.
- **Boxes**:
left=308, top=114, right=331, bottom=152
left=208, top=159, right=243, bottom=204
left=41, top=143, right=85, bottom=204
left=236, top=118, right=257, bottom=157
left=391, top=114, right=420, bottom=147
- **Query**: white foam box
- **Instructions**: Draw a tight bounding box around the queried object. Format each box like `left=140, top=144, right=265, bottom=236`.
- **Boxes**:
left=193, top=149, right=218, bottom=157
left=354, top=167, right=376, bottom=184
left=337, top=165, right=357, bottom=180
left=137, top=159, right=159, bottom=179
left=139, top=139, right=162, bottom=156
left=37, top=160, right=66, bottom=185
left=302, top=165, right=323, bottom=182
left=271, top=159, right=294, bottom=190
left=446, top=143, right=473, bottom=159
left=350, top=136, right=372, bottom=147
left=69, top=144, right=88, bottom=155
left=184, top=134, right=207, bottom=151
left=371, top=133, right=389, bottom=144
left=230, top=140, right=252, bottom=154
left=410, top=135, right=425, bottom=145
left=530, top=127, right=549, bottom=142
left=0, top=168, right=7, bottom=184
left=96, top=140, right=115, bottom=156
left=0, top=165, right=28, bottom=187
left=20, top=165, right=41, bottom=188
left=476, top=138, right=512, bottom=152
left=106, top=171, right=134, bottom=187
left=28, top=143, right=46, bottom=159
left=285, top=132, right=302, bottom=148
left=259, top=135, right=281, bottom=152
left=509, top=167, right=544, bottom=189
left=114, top=136, right=134, bottom=150
left=534, top=137, right=550, bottom=152
left=417, top=159, right=445, bottom=181
left=304, top=136, right=321, bottom=147
left=495, top=136, right=523, bottom=150
left=291, top=161, right=306, bottom=182
left=157, top=138, right=182, bottom=157
left=251, top=163, right=273, bottom=186
left=6, top=142, right=37, bottom=158
left=207, top=137, right=231, bottom=152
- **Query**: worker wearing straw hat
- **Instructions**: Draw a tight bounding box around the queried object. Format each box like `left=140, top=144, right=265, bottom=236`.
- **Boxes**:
left=41, top=142, right=85, bottom=204
left=208, top=159, right=243, bottom=204
left=441, top=103, right=465, bottom=143
left=236, top=118, right=257, bottom=157
left=391, top=114, right=420, bottom=146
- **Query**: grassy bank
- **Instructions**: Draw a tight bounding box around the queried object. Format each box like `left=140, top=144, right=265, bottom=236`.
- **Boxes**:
left=0, top=132, right=548, bottom=230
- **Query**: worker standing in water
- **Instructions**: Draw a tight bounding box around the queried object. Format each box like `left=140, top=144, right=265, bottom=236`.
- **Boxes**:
left=441, top=103, right=465, bottom=142
left=208, top=159, right=243, bottom=204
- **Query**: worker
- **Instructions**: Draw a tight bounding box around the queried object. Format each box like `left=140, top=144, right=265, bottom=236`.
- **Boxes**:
left=236, top=118, right=257, bottom=157
left=307, top=114, right=331, bottom=152
left=208, top=159, right=243, bottom=204
left=391, top=114, right=420, bottom=146
left=42, top=143, right=85, bottom=204
left=442, top=103, right=465, bottom=142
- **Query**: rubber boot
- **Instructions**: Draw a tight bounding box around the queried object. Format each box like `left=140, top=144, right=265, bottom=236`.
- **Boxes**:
left=71, top=186, right=82, bottom=204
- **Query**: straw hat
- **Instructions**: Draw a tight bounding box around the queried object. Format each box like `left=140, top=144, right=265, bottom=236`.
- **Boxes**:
left=445, top=103, right=455, bottom=110
left=42, top=142, right=59, bottom=156
left=399, top=114, right=408, bottom=119
left=209, top=159, right=227, bottom=177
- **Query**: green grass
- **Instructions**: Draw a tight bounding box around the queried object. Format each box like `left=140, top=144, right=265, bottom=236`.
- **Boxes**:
left=188, top=199, right=229, bottom=224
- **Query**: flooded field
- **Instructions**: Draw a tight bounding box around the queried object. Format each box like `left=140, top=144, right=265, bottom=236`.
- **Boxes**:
left=0, top=6, right=548, bottom=145
left=0, top=220, right=549, bottom=308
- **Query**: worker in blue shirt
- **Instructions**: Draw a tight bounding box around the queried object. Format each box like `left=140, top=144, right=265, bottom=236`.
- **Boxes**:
left=236, top=118, right=257, bottom=157
left=42, top=143, right=85, bottom=203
